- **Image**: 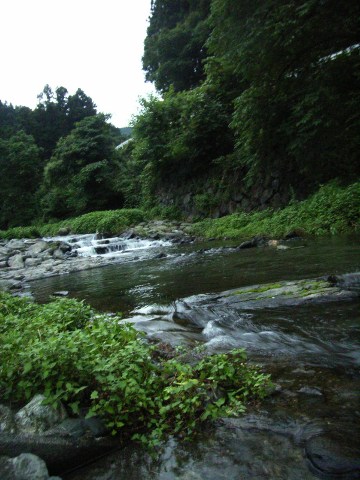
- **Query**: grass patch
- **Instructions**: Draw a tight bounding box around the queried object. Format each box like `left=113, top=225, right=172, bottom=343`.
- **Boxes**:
left=191, top=181, right=360, bottom=240
left=0, top=293, right=271, bottom=447
left=0, top=209, right=145, bottom=240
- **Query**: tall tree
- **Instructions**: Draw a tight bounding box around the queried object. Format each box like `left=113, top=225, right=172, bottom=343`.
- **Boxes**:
left=41, top=114, right=123, bottom=219
left=143, top=0, right=211, bottom=92
left=0, top=132, right=42, bottom=228
left=208, top=0, right=360, bottom=188
left=31, top=85, right=97, bottom=160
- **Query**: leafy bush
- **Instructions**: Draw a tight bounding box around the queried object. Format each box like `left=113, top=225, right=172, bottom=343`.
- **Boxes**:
left=0, top=293, right=271, bottom=447
left=191, top=181, right=360, bottom=239
left=0, top=209, right=145, bottom=239
left=146, top=205, right=183, bottom=221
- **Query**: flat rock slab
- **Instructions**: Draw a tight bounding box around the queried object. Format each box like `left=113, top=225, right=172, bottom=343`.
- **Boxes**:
left=175, top=274, right=359, bottom=314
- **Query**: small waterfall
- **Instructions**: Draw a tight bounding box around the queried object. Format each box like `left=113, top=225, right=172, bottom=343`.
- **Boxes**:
left=43, top=233, right=172, bottom=258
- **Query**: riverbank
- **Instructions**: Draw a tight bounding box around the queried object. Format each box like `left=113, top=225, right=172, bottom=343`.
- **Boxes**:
left=191, top=181, right=360, bottom=239
left=0, top=291, right=270, bottom=477
left=0, top=222, right=196, bottom=292
left=1, top=269, right=359, bottom=479
left=0, top=181, right=359, bottom=243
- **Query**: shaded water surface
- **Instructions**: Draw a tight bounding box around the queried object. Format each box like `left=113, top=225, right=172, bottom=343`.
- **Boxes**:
left=30, top=236, right=360, bottom=480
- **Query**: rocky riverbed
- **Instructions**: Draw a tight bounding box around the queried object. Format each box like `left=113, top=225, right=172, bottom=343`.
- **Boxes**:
left=1, top=229, right=359, bottom=479
left=0, top=221, right=196, bottom=292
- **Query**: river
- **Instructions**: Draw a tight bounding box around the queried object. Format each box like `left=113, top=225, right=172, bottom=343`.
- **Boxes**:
left=29, top=235, right=360, bottom=479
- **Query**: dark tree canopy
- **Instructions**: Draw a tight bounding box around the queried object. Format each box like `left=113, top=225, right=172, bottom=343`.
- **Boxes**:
left=41, top=114, right=123, bottom=219
left=0, top=132, right=42, bottom=228
left=31, top=85, right=97, bottom=159
left=143, top=0, right=211, bottom=92
left=207, top=0, right=360, bottom=187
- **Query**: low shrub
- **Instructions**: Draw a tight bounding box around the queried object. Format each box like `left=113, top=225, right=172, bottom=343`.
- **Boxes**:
left=0, top=209, right=145, bottom=239
left=0, top=293, right=271, bottom=447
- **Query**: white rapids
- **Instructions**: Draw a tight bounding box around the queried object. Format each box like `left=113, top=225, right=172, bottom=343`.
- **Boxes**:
left=43, top=233, right=172, bottom=258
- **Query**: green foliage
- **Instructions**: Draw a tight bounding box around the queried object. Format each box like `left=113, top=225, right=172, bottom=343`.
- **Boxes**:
left=41, top=114, right=124, bottom=219
left=67, top=209, right=145, bottom=235
left=31, top=85, right=97, bottom=159
left=208, top=0, right=360, bottom=188
left=191, top=181, right=360, bottom=239
left=143, top=0, right=211, bottom=92
left=0, top=209, right=145, bottom=239
left=146, top=205, right=183, bottom=221
left=0, top=293, right=271, bottom=447
left=131, top=86, right=233, bottom=206
left=0, top=131, right=43, bottom=229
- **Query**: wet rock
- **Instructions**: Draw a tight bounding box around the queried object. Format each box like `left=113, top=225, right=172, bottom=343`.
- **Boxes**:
left=306, top=430, right=360, bottom=478
left=0, top=453, right=54, bottom=480
left=284, top=230, right=304, bottom=240
left=0, top=279, right=13, bottom=291
left=8, top=254, right=25, bottom=269
left=154, top=252, right=167, bottom=259
left=52, top=249, right=65, bottom=260
left=94, top=246, right=108, bottom=254
left=25, top=258, right=42, bottom=268
left=277, top=245, right=290, bottom=250
left=9, top=281, right=23, bottom=290
left=268, top=239, right=280, bottom=247
left=122, top=230, right=137, bottom=240
left=0, top=405, right=17, bottom=433
left=0, top=246, right=10, bottom=257
left=238, top=236, right=268, bottom=249
left=0, top=260, right=8, bottom=268
left=238, top=240, right=256, bottom=249
left=58, top=243, right=72, bottom=254
left=14, top=274, right=25, bottom=280
left=7, top=239, right=27, bottom=250
left=15, top=395, right=68, bottom=434
left=52, top=291, right=69, bottom=297
left=298, top=387, right=323, bottom=396
left=28, top=241, right=49, bottom=256
left=46, top=416, right=108, bottom=440
left=58, top=227, right=71, bottom=236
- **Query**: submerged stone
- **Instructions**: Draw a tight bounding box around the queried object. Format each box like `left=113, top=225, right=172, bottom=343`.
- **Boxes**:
left=306, top=430, right=360, bottom=478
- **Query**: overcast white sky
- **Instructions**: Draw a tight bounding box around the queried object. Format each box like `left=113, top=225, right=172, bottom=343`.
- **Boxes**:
left=0, top=0, right=156, bottom=127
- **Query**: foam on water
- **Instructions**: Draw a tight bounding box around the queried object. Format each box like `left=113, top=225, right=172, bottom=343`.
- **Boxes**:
left=43, top=233, right=172, bottom=258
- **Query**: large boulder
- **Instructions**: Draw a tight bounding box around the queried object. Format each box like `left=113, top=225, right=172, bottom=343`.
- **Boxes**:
left=52, top=249, right=65, bottom=260
left=0, top=405, right=16, bottom=433
left=7, top=239, right=27, bottom=251
left=27, top=241, right=49, bottom=256
left=24, top=258, right=42, bottom=268
left=8, top=254, right=25, bottom=269
left=0, top=453, right=60, bottom=480
left=58, top=227, right=70, bottom=236
left=15, top=395, right=68, bottom=434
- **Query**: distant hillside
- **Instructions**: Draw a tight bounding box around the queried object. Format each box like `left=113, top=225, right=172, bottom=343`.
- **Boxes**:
left=120, top=127, right=133, bottom=138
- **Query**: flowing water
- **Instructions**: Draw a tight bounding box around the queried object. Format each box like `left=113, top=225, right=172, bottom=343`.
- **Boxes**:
left=29, top=235, right=360, bottom=480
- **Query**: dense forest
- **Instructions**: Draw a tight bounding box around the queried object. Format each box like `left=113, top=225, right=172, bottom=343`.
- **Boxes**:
left=0, top=0, right=359, bottom=229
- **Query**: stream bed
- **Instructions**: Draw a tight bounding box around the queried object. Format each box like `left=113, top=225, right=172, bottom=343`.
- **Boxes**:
left=29, top=236, right=360, bottom=479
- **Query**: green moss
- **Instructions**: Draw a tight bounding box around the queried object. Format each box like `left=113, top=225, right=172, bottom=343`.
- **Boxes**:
left=229, top=279, right=333, bottom=301
left=232, top=283, right=284, bottom=296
